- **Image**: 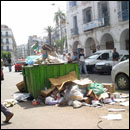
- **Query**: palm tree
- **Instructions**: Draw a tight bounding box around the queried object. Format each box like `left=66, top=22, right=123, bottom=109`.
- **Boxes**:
left=54, top=9, right=66, bottom=40
left=44, top=26, right=54, bottom=46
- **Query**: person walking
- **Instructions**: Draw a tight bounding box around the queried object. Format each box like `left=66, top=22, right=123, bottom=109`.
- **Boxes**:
left=112, top=48, right=119, bottom=66
left=79, top=49, right=88, bottom=76
left=8, top=57, right=12, bottom=72
left=1, top=103, right=14, bottom=123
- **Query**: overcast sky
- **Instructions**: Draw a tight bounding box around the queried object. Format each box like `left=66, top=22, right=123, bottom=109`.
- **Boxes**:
left=1, top=1, right=67, bottom=45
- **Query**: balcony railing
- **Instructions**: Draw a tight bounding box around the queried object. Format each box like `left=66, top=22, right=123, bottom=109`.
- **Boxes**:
left=83, top=16, right=110, bottom=31
left=71, top=27, right=79, bottom=36
left=118, top=9, right=129, bottom=21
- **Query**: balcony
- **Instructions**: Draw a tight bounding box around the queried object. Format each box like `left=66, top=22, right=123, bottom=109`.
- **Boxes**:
left=118, top=9, right=129, bottom=22
left=83, top=16, right=110, bottom=32
left=71, top=27, right=79, bottom=36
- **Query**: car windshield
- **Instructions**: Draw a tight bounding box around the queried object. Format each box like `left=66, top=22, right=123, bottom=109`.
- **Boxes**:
left=88, top=53, right=101, bottom=59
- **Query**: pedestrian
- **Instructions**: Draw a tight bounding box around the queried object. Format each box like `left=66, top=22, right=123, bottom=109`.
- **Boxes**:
left=1, top=103, right=14, bottom=123
left=112, top=48, right=119, bottom=66
left=72, top=52, right=78, bottom=62
left=79, top=49, right=88, bottom=76
left=66, top=53, right=72, bottom=63
left=7, top=57, right=12, bottom=72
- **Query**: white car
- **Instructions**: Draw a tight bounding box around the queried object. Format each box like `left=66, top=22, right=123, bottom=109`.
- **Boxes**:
left=111, top=59, right=129, bottom=90
left=85, top=50, right=113, bottom=73
left=95, top=52, right=129, bottom=74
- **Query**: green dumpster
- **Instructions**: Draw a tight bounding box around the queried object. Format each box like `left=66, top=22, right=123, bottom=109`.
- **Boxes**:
left=22, top=63, right=80, bottom=99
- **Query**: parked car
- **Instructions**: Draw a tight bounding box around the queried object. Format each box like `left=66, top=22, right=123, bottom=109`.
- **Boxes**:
left=1, top=68, right=4, bottom=80
left=111, top=59, right=129, bottom=90
left=85, top=50, right=113, bottom=73
left=15, top=59, right=26, bottom=72
left=95, top=50, right=129, bottom=74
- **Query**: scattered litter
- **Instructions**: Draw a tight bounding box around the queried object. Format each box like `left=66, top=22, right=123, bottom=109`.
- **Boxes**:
left=101, top=114, right=122, bottom=120
left=114, top=98, right=126, bottom=102
left=73, top=100, right=82, bottom=108
left=120, top=101, right=129, bottom=106
left=32, top=99, right=40, bottom=105
left=120, top=94, right=129, bottom=98
left=108, top=108, right=126, bottom=112
left=14, top=93, right=30, bottom=102
left=103, top=98, right=113, bottom=104
left=113, top=93, right=121, bottom=99
left=3, top=99, right=18, bottom=108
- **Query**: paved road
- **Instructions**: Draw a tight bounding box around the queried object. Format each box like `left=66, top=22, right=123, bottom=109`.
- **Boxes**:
left=1, top=66, right=129, bottom=129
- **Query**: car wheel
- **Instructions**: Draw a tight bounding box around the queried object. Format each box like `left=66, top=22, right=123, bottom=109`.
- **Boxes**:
left=15, top=70, right=17, bottom=72
left=116, top=74, right=129, bottom=90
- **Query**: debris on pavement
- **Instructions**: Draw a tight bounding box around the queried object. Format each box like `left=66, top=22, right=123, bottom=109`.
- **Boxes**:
left=114, top=98, right=126, bottom=102
left=14, top=93, right=30, bottom=102
left=120, top=101, right=129, bottom=106
left=108, top=108, right=126, bottom=112
left=16, top=81, right=25, bottom=92
left=101, top=114, right=122, bottom=120
left=3, top=99, right=18, bottom=108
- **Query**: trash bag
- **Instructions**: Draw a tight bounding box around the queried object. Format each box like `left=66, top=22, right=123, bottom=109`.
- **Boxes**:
left=64, top=85, right=84, bottom=101
left=45, top=96, right=60, bottom=105
left=26, top=55, right=41, bottom=65
left=73, top=100, right=82, bottom=108
left=88, top=83, right=105, bottom=95
left=14, top=93, right=30, bottom=102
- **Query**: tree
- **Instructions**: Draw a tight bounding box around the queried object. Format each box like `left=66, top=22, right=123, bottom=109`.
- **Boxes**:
left=44, top=26, right=54, bottom=46
left=55, top=36, right=67, bottom=54
left=1, top=51, right=11, bottom=60
left=54, top=9, right=66, bottom=40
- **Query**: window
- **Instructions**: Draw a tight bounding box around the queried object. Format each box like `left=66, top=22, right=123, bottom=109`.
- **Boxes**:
left=6, top=46, right=9, bottom=51
left=121, top=1, right=129, bottom=21
left=100, top=53, right=109, bottom=60
left=121, top=55, right=129, bottom=61
left=98, top=2, right=110, bottom=25
left=83, top=7, right=92, bottom=24
left=69, top=1, right=77, bottom=8
left=6, top=32, right=8, bottom=36
left=6, top=39, right=9, bottom=44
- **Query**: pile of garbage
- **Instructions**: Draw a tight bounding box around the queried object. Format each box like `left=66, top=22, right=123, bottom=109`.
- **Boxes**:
left=26, top=44, right=67, bottom=65
left=14, top=71, right=129, bottom=110
left=38, top=71, right=121, bottom=108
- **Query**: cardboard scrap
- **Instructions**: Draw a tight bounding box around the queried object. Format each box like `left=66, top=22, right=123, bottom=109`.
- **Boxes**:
left=41, top=87, right=56, bottom=97
left=102, top=83, right=115, bottom=93
left=49, top=71, right=78, bottom=87
left=73, top=78, right=93, bottom=88
left=87, top=89, right=99, bottom=100
left=16, top=81, right=25, bottom=92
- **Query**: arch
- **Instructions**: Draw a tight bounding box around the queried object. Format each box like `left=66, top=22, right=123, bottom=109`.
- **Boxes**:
left=120, top=29, right=129, bottom=50
left=100, top=33, right=114, bottom=50
left=85, top=37, right=96, bottom=56
left=72, top=41, right=81, bottom=53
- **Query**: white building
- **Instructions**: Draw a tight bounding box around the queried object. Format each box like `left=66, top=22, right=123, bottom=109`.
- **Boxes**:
left=17, top=44, right=28, bottom=59
left=1, top=25, right=17, bottom=62
left=66, top=1, right=129, bottom=56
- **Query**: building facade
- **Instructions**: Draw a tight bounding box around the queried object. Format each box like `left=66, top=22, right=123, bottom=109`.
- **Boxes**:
left=1, top=25, right=17, bottom=62
left=66, top=1, right=129, bottom=56
left=17, top=44, right=28, bottom=59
